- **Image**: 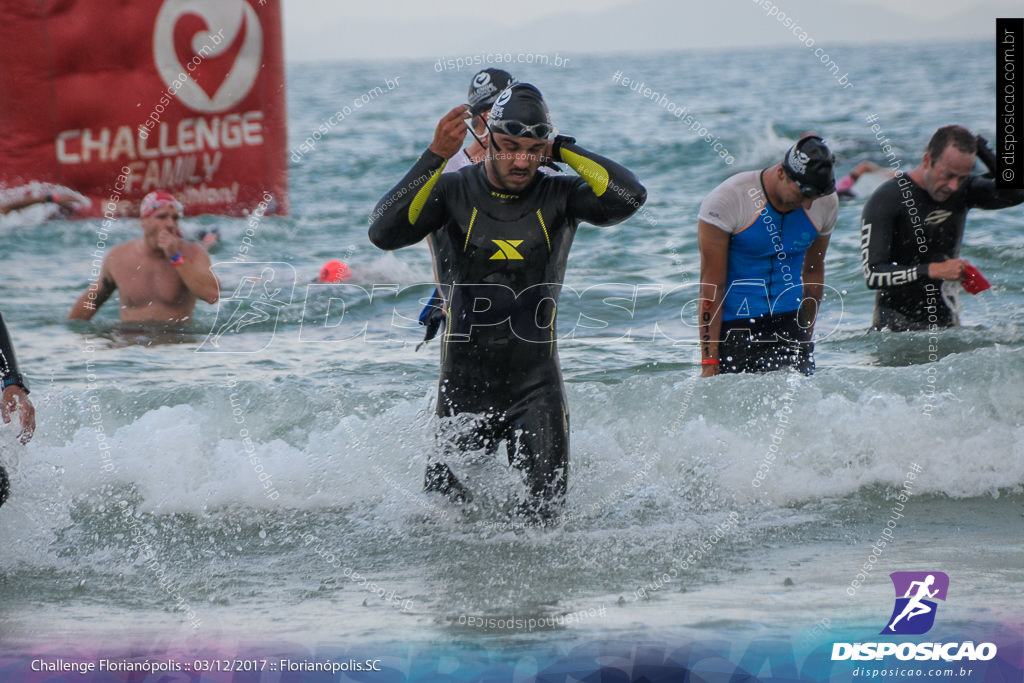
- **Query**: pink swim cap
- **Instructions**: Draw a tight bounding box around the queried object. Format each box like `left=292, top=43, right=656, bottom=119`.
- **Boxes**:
left=140, top=190, right=183, bottom=218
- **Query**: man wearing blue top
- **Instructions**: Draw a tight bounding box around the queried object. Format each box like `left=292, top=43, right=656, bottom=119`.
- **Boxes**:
left=697, top=135, right=838, bottom=375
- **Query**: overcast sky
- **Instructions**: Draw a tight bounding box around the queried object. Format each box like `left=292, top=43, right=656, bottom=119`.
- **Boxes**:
left=282, top=0, right=1018, bottom=63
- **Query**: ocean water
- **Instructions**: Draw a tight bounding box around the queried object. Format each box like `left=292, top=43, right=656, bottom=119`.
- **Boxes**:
left=1, top=41, right=1022, bottom=680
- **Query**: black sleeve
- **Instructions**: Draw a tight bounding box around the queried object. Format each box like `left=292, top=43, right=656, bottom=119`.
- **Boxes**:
left=964, top=175, right=1024, bottom=210
left=558, top=142, right=647, bottom=227
left=368, top=150, right=450, bottom=250
left=975, top=136, right=998, bottom=177
left=860, top=181, right=928, bottom=290
left=0, top=312, right=27, bottom=392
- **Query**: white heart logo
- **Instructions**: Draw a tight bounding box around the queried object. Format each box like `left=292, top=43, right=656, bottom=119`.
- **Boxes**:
left=152, top=0, right=263, bottom=113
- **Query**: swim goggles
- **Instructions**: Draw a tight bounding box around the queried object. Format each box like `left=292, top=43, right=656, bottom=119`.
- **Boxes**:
left=487, top=119, right=556, bottom=140
left=784, top=169, right=826, bottom=199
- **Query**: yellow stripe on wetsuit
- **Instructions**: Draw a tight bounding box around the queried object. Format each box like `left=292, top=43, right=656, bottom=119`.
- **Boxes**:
left=536, top=210, right=551, bottom=251
left=560, top=148, right=609, bottom=197
left=408, top=160, right=447, bottom=225
left=463, top=207, right=478, bottom=251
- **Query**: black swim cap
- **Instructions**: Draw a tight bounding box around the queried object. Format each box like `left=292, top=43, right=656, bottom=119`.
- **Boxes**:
left=487, top=83, right=554, bottom=138
left=782, top=135, right=836, bottom=195
left=467, top=69, right=516, bottom=116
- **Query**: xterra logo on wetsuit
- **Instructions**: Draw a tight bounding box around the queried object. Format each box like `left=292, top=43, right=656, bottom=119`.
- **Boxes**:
left=489, top=239, right=525, bottom=260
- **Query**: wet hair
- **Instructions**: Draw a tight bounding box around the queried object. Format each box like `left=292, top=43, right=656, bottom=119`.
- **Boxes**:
left=926, top=125, right=976, bottom=163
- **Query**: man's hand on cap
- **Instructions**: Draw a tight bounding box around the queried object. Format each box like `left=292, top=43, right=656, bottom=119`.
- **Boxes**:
left=429, top=105, right=471, bottom=159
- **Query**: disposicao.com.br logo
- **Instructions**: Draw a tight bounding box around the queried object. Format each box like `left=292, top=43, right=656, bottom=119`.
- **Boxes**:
left=883, top=571, right=948, bottom=635
left=831, top=572, right=997, bottom=662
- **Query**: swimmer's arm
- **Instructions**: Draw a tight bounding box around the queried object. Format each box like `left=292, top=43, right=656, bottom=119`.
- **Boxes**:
left=0, top=312, right=24, bottom=382
left=800, top=233, right=830, bottom=335
left=964, top=175, right=1024, bottom=210
left=369, top=108, right=465, bottom=250
left=0, top=197, right=41, bottom=214
left=0, top=313, right=33, bottom=444
left=173, top=242, right=220, bottom=304
left=559, top=142, right=647, bottom=226
left=860, top=186, right=928, bottom=289
left=68, top=267, right=117, bottom=320
left=1, top=382, right=34, bottom=444
left=368, top=150, right=450, bottom=249
left=0, top=191, right=51, bottom=214
left=698, top=220, right=729, bottom=377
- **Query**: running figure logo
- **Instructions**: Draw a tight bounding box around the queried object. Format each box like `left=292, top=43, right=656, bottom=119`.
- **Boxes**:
left=198, top=262, right=296, bottom=353
left=881, top=571, right=949, bottom=635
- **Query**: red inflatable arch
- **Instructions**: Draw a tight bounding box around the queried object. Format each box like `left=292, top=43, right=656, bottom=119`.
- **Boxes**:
left=0, top=0, right=288, bottom=217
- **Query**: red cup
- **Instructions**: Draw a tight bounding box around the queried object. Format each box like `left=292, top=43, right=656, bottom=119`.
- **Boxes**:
left=961, top=264, right=991, bottom=294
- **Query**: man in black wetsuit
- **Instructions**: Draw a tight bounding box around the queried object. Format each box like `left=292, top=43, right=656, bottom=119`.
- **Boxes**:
left=369, top=83, right=646, bottom=518
left=861, top=125, right=1024, bottom=330
left=0, top=312, right=35, bottom=508
left=417, top=68, right=519, bottom=347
